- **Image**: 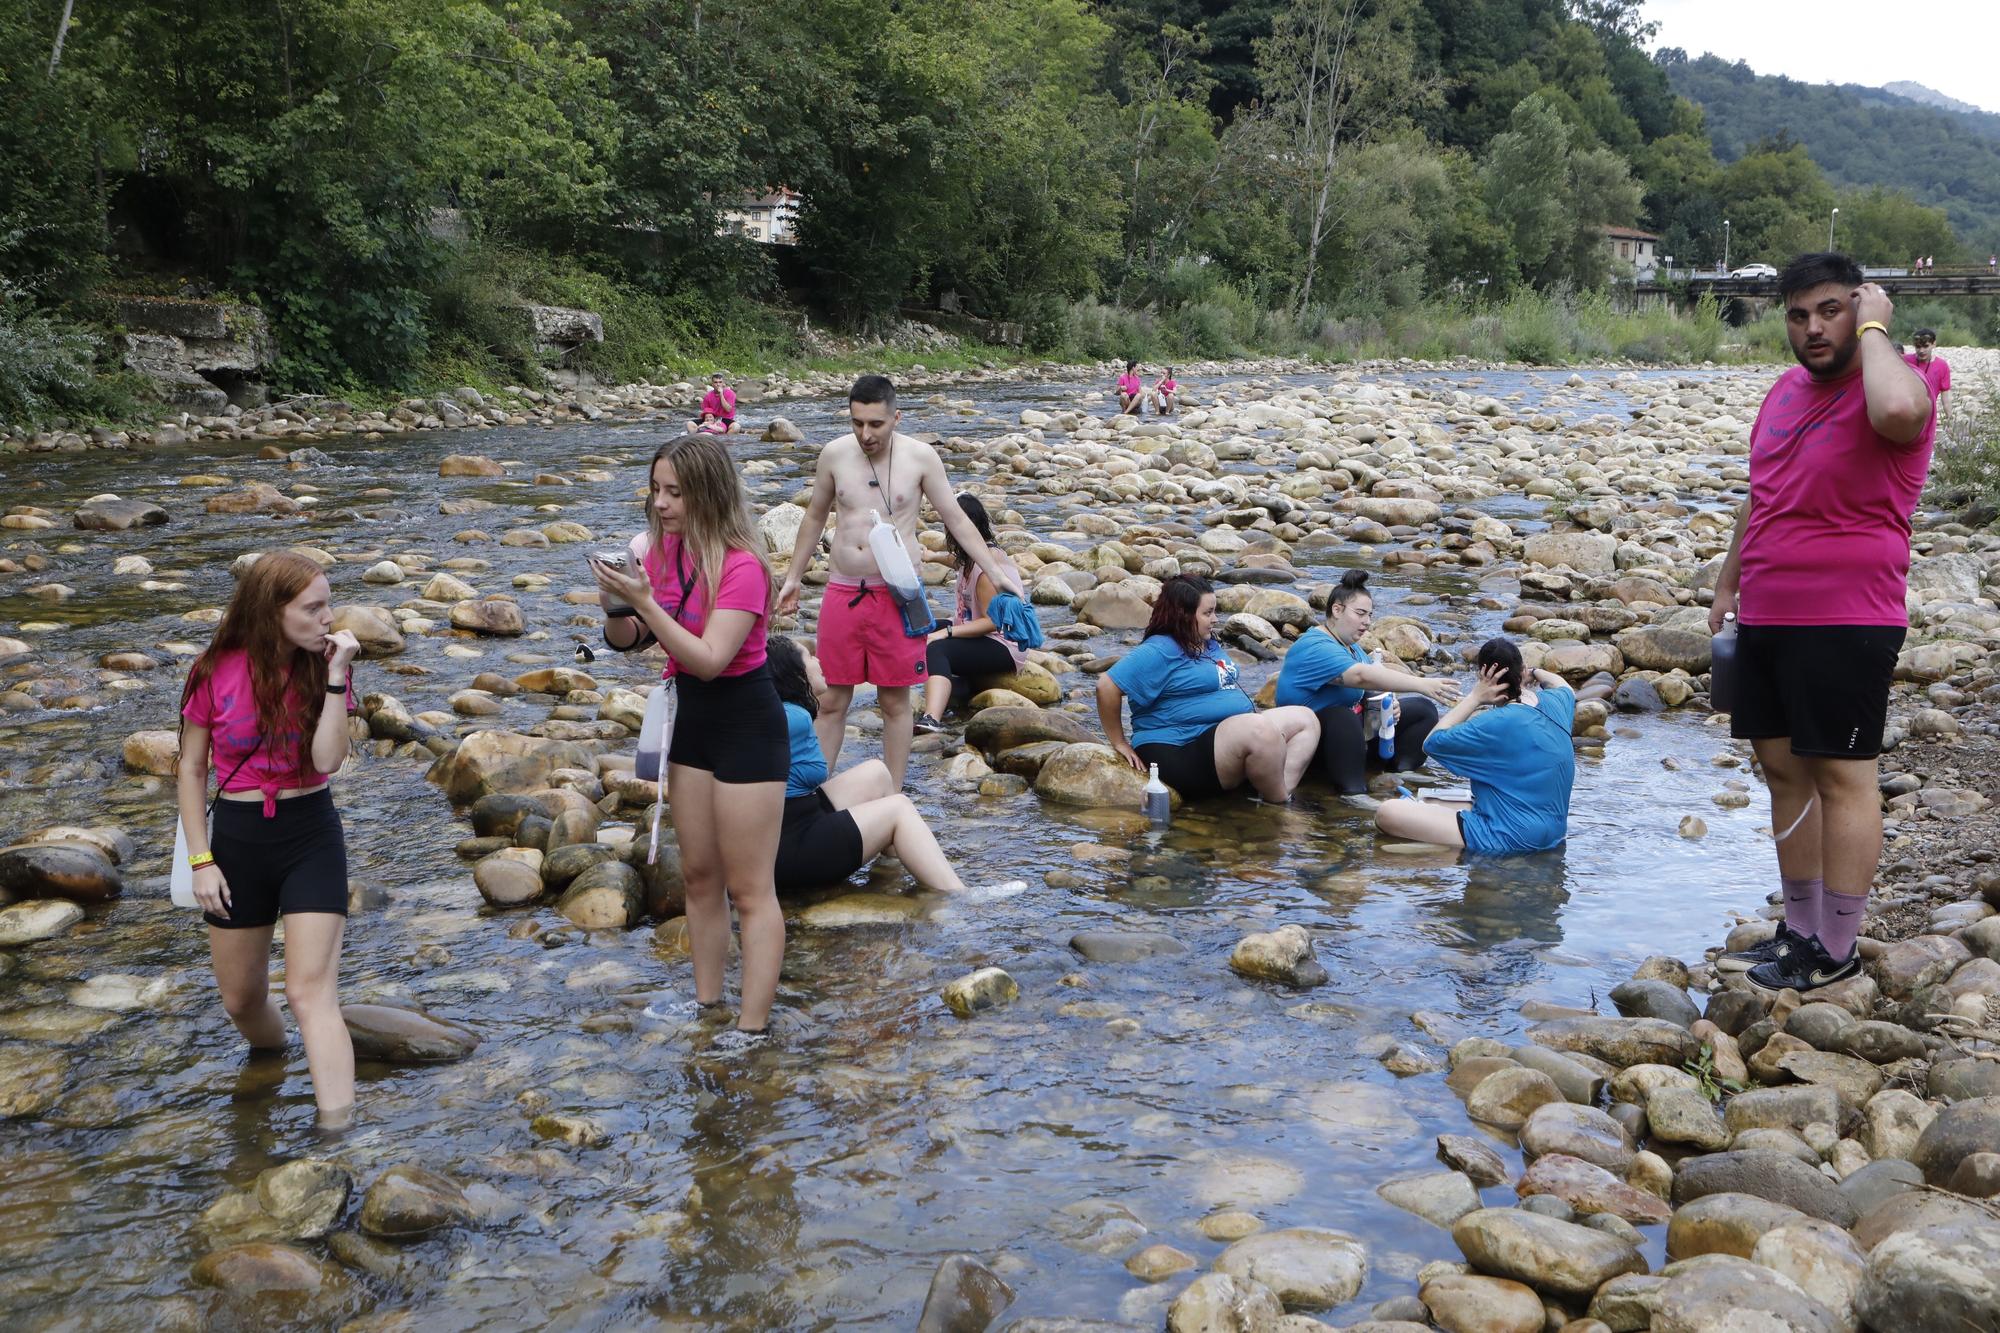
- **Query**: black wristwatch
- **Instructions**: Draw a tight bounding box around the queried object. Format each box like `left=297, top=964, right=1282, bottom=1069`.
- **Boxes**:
left=605, top=605, right=639, bottom=618
left=327, top=678, right=349, bottom=693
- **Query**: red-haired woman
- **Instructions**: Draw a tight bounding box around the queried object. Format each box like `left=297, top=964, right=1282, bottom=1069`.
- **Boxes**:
left=177, top=550, right=360, bottom=1125
left=1096, top=575, right=1320, bottom=801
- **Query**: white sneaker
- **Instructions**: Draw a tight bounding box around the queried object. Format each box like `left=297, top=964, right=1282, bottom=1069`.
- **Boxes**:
left=707, top=1027, right=770, bottom=1055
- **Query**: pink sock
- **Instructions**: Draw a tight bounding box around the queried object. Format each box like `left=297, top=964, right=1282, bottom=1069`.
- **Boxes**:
left=1781, top=876, right=1823, bottom=938
left=1817, top=888, right=1867, bottom=959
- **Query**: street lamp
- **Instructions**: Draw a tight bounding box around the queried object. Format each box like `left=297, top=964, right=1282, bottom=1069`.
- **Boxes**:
left=1829, top=207, right=1839, bottom=252
left=1722, top=220, right=1730, bottom=273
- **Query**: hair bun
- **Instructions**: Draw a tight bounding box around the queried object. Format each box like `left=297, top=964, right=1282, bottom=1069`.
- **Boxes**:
left=1339, top=569, right=1369, bottom=588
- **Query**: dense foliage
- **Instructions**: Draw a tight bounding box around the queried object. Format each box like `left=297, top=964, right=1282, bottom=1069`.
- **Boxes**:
left=0, top=0, right=1983, bottom=409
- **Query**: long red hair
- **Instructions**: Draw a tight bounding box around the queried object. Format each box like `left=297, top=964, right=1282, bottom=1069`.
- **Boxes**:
left=180, top=550, right=331, bottom=777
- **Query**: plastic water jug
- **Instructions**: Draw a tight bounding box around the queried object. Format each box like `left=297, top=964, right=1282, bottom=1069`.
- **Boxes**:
left=1709, top=612, right=1738, bottom=714
left=867, top=508, right=937, bottom=637
left=635, top=681, right=675, bottom=782
left=1377, top=694, right=1396, bottom=760
left=1142, top=763, right=1171, bottom=829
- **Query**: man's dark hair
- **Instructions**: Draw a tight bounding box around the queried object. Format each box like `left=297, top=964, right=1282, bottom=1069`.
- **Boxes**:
left=1778, top=252, right=1865, bottom=303
left=1912, top=328, right=1937, bottom=343
left=848, top=374, right=896, bottom=411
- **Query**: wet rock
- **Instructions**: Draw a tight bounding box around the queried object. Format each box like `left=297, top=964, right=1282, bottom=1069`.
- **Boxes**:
left=1229, top=924, right=1328, bottom=989
left=1644, top=1087, right=1731, bottom=1151
left=1419, top=1272, right=1544, bottom=1333
left=1166, top=1272, right=1284, bottom=1333
left=68, top=973, right=171, bottom=1010
left=1753, top=1220, right=1867, bottom=1333
left=473, top=850, right=545, bottom=907
left=1855, top=1219, right=2000, bottom=1333
left=0, top=843, right=121, bottom=903
left=332, top=605, right=405, bottom=656
left=190, top=1241, right=348, bottom=1300
left=0, top=1046, right=68, bottom=1118
left=358, top=1164, right=469, bottom=1239
left=556, top=861, right=643, bottom=930
left=1911, top=1097, right=2000, bottom=1186
left=1212, top=1227, right=1368, bottom=1311
left=1516, top=1154, right=1672, bottom=1225
left=1078, top=584, right=1154, bottom=629
left=1507, top=1045, right=1605, bottom=1105
left=0, top=898, right=85, bottom=946
left=1672, top=1150, right=1857, bottom=1226
left=1528, top=1016, right=1698, bottom=1068
left=1609, top=979, right=1699, bottom=1029
left=796, top=893, right=927, bottom=927
left=342, top=1004, right=480, bottom=1062
left=449, top=597, right=526, bottom=636
left=1069, top=930, right=1186, bottom=963
left=438, top=453, right=504, bottom=477
left=1666, top=1192, right=1809, bottom=1260
left=204, top=1159, right=352, bottom=1242
left=1437, top=1134, right=1508, bottom=1187
left=121, top=728, right=180, bottom=774
left=1126, top=1245, right=1199, bottom=1282
left=1375, top=1171, right=1481, bottom=1228
left=1033, top=742, right=1152, bottom=807
left=1519, top=1102, right=1636, bottom=1174
left=1466, top=1066, right=1565, bottom=1130
left=431, top=730, right=593, bottom=803
left=1448, top=1055, right=1521, bottom=1098
left=916, top=1253, right=1016, bottom=1332
left=1450, top=1208, right=1646, bottom=1300
left=73, top=496, right=169, bottom=530
left=1653, top=1254, right=1839, bottom=1333
left=206, top=482, right=299, bottom=515
left=941, top=966, right=1019, bottom=1018
left=541, top=842, right=616, bottom=891
left=1611, top=624, right=1712, bottom=674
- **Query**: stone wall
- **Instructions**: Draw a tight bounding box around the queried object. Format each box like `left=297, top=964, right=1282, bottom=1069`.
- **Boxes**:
left=114, top=297, right=274, bottom=413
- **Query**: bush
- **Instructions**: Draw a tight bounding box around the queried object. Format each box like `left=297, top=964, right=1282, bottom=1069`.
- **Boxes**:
left=0, top=282, right=116, bottom=425
left=1928, top=394, right=2000, bottom=525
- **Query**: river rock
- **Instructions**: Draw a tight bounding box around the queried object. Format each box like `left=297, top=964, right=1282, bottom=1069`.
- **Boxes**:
left=342, top=1004, right=480, bottom=1062
left=0, top=843, right=121, bottom=903
left=0, top=898, right=85, bottom=946
left=358, top=1163, right=469, bottom=1239
left=1034, top=742, right=1151, bottom=807
left=1528, top=1016, right=1698, bottom=1068
left=449, top=597, right=525, bottom=636
left=556, top=861, right=644, bottom=929
left=1840, top=1159, right=1923, bottom=1217
left=1212, top=1227, right=1367, bottom=1311
left=73, top=496, right=168, bottom=530
left=431, top=730, right=594, bottom=803
left=1126, top=1244, right=1199, bottom=1282
left=120, top=728, right=181, bottom=775
left=1418, top=1272, right=1544, bottom=1333
left=438, top=454, right=504, bottom=477
left=1667, top=1192, right=1810, bottom=1260
left=205, top=1159, right=352, bottom=1243
left=206, top=482, right=299, bottom=515
left=1517, top=1153, right=1672, bottom=1225
left=1672, top=1150, right=1857, bottom=1226
left=1724, top=1084, right=1843, bottom=1138
left=1166, top=1272, right=1284, bottom=1333
left=1450, top=1208, right=1645, bottom=1300
left=1855, top=1219, right=2000, bottom=1333
left=473, top=850, right=545, bottom=907
left=1069, top=930, right=1186, bottom=963
left=1911, top=1097, right=2000, bottom=1186
left=966, top=706, right=1093, bottom=753
left=1777, top=1050, right=1884, bottom=1108
left=1653, top=1254, right=1840, bottom=1333
left=1466, top=1066, right=1565, bottom=1130
left=1078, top=584, right=1154, bottom=629
left=941, top=966, right=1019, bottom=1018
left=1644, top=1086, right=1732, bottom=1150
left=1524, top=532, right=1617, bottom=574
left=1229, top=924, right=1327, bottom=989
left=1608, top=979, right=1699, bottom=1028
left=916, top=1253, right=1016, bottom=1333
left=1519, top=1102, right=1636, bottom=1173
left=1375, top=1171, right=1481, bottom=1228
left=976, top=664, right=1063, bottom=706
left=190, top=1241, right=348, bottom=1299
left=1929, top=1059, right=2000, bottom=1102
left=1753, top=1219, right=1867, bottom=1333
left=1611, top=625, right=1712, bottom=674
left=540, top=842, right=615, bottom=891
left=1507, top=1044, right=1606, bottom=1105
left=0, top=1046, right=68, bottom=1118
left=1437, top=1134, right=1508, bottom=1187
left=332, top=605, right=405, bottom=656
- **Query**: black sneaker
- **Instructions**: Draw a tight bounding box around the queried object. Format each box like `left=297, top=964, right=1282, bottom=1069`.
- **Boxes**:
left=912, top=716, right=946, bottom=736
left=1747, top=934, right=1860, bottom=993
left=1716, top=921, right=1809, bottom=973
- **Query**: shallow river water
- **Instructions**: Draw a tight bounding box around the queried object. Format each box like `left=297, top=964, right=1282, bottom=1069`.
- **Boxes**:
left=0, top=365, right=1776, bottom=1329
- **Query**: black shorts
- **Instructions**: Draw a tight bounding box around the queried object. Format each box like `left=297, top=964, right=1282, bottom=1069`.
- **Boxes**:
left=669, top=666, right=788, bottom=784
left=1730, top=624, right=1905, bottom=759
left=925, top=635, right=1015, bottom=694
left=205, top=788, right=348, bottom=929
left=1136, top=724, right=1228, bottom=800
left=774, top=790, right=866, bottom=894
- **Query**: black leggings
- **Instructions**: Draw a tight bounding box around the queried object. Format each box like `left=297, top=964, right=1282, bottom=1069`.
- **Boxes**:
left=1313, top=695, right=1439, bottom=794
left=925, top=635, right=1014, bottom=703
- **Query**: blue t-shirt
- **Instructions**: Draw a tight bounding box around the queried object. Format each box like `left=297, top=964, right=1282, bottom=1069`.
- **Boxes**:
left=1422, top=685, right=1577, bottom=855
left=1106, top=634, right=1255, bottom=748
left=1274, top=626, right=1370, bottom=712
left=784, top=703, right=828, bottom=799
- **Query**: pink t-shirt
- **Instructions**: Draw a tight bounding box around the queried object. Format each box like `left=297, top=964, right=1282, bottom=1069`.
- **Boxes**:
left=700, top=386, right=737, bottom=420
left=181, top=649, right=352, bottom=815
left=1117, top=373, right=1141, bottom=396
left=1155, top=377, right=1177, bottom=393
left=1740, top=365, right=1936, bottom=626
left=1903, top=352, right=1951, bottom=398
left=637, top=532, right=770, bottom=677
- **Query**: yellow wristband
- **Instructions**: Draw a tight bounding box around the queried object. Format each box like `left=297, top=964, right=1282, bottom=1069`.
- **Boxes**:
left=1857, top=321, right=1891, bottom=339
left=187, top=851, right=215, bottom=869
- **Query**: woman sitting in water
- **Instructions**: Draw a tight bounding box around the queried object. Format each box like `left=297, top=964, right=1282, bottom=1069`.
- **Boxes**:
left=1116, top=360, right=1144, bottom=415
left=1097, top=575, right=1320, bottom=802
left=914, top=493, right=1028, bottom=735
left=1275, top=569, right=1460, bottom=810
left=1153, top=367, right=1180, bottom=414
left=176, top=550, right=361, bottom=1127
left=769, top=636, right=1020, bottom=898
left=1372, top=637, right=1576, bottom=854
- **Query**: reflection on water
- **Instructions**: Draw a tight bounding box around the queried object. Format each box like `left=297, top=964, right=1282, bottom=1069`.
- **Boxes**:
left=0, top=366, right=1770, bottom=1326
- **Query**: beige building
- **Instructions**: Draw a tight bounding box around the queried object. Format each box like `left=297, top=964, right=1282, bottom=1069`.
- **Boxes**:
left=1603, top=225, right=1662, bottom=278
left=717, top=189, right=801, bottom=245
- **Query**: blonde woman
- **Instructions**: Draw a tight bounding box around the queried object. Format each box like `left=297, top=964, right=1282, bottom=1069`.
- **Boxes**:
left=592, top=434, right=786, bottom=1046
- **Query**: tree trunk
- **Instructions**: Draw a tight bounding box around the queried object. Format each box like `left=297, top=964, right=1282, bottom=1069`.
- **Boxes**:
left=48, top=0, right=77, bottom=78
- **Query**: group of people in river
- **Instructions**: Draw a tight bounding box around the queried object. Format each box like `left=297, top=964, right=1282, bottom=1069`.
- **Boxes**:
left=174, top=249, right=1947, bottom=1118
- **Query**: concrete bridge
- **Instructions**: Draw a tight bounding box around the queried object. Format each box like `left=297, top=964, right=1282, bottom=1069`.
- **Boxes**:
left=1637, top=266, right=2000, bottom=300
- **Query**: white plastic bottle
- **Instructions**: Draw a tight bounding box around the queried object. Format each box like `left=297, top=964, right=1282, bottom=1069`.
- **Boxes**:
left=1143, top=763, right=1171, bottom=829
left=1377, top=693, right=1396, bottom=760
left=866, top=509, right=937, bottom=637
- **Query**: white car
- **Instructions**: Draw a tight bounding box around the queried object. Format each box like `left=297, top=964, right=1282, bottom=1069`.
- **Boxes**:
left=1729, top=263, right=1778, bottom=278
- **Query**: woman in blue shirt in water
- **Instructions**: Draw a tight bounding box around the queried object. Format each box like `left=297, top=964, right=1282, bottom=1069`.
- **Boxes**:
left=1373, top=636, right=1576, bottom=854
left=1096, top=575, right=1320, bottom=801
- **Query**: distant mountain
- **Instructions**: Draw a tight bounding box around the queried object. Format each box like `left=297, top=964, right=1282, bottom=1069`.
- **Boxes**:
left=1879, top=81, right=1988, bottom=118
left=1664, top=54, right=2000, bottom=249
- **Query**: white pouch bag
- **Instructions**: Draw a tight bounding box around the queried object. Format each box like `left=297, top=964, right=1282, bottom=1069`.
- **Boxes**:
left=643, top=676, right=677, bottom=866
left=169, top=814, right=203, bottom=907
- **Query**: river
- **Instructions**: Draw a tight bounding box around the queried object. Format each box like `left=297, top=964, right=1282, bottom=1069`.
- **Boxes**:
left=0, top=364, right=1777, bottom=1328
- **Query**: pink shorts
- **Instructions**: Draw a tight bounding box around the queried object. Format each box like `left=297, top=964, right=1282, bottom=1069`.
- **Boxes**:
left=819, top=579, right=929, bottom=688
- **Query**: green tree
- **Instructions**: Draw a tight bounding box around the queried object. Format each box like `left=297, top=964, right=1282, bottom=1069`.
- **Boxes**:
left=1481, top=91, right=1639, bottom=287
left=1714, top=142, right=1836, bottom=268
left=0, top=2, right=106, bottom=298
left=1836, top=186, right=1957, bottom=267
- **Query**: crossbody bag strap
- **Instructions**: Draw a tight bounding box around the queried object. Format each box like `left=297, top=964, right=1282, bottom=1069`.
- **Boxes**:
left=195, top=661, right=298, bottom=814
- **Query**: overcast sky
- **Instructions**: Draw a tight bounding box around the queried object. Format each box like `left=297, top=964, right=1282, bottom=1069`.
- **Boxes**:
left=1644, top=0, right=2000, bottom=116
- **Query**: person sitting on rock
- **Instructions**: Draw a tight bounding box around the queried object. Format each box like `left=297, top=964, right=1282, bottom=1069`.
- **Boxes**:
left=690, top=372, right=737, bottom=435
left=1116, top=361, right=1144, bottom=415
left=1154, top=367, right=1180, bottom=414
left=768, top=636, right=1021, bottom=899
left=1097, top=575, right=1320, bottom=802
left=1275, top=569, right=1460, bottom=810
left=1372, top=637, right=1575, bottom=854
left=915, top=493, right=1028, bottom=735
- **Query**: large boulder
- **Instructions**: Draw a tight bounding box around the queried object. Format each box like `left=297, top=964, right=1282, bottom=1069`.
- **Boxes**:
left=1211, top=1227, right=1368, bottom=1311
left=331, top=605, right=405, bottom=657
left=1033, top=743, right=1151, bottom=808
left=0, top=843, right=121, bottom=903
left=1672, top=1149, right=1858, bottom=1226
left=1653, top=1254, right=1841, bottom=1333
left=341, top=1004, right=479, bottom=1063
left=1450, top=1207, right=1646, bottom=1300
left=1523, top=531, right=1617, bottom=574
left=965, top=706, right=1093, bottom=753
left=449, top=598, right=525, bottom=636
left=1613, top=624, right=1712, bottom=673
left=429, top=731, right=594, bottom=804
left=1077, top=584, right=1154, bottom=629
left=556, top=861, right=644, bottom=930
left=1910, top=1097, right=2000, bottom=1186
left=74, top=495, right=168, bottom=531
left=759, top=502, right=810, bottom=557
left=1856, top=1219, right=2000, bottom=1333
left=121, top=728, right=180, bottom=775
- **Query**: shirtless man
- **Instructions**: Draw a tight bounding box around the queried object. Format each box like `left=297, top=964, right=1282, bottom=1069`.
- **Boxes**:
left=778, top=375, right=1024, bottom=786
